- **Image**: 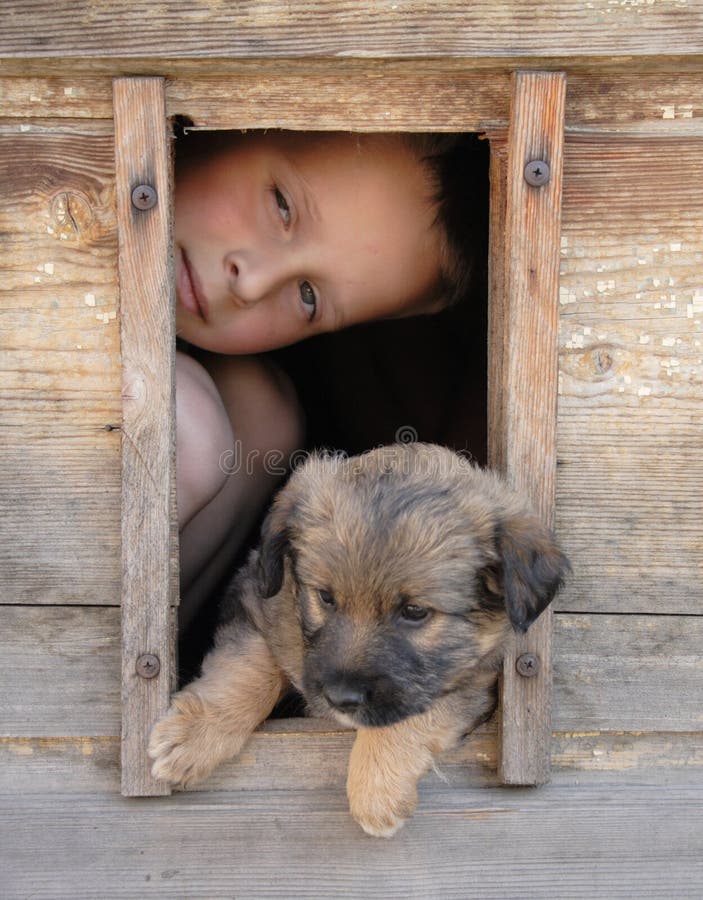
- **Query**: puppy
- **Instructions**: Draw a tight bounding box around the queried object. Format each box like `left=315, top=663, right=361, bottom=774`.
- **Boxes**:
left=149, top=443, right=569, bottom=837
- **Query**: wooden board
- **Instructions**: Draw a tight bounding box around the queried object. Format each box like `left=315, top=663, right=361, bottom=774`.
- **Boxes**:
left=2, top=1, right=703, bottom=71
left=489, top=71, right=566, bottom=785
left=0, top=128, right=121, bottom=605
left=0, top=606, right=121, bottom=737
left=167, top=69, right=510, bottom=133
left=3, top=607, right=700, bottom=738
left=556, top=135, right=703, bottom=615
left=2, top=72, right=703, bottom=137
left=2, top=783, right=702, bottom=898
left=3, top=727, right=703, bottom=798
left=167, top=70, right=703, bottom=136
left=113, top=77, right=176, bottom=797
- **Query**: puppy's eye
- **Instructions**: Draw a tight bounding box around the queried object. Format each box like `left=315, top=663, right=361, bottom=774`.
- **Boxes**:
left=318, top=589, right=336, bottom=608
left=400, top=604, right=430, bottom=624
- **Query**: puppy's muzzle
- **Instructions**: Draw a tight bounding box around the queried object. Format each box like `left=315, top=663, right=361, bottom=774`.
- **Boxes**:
left=322, top=677, right=367, bottom=714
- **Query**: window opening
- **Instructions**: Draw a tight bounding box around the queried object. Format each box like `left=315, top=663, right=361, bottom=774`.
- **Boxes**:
left=172, top=128, right=490, bottom=700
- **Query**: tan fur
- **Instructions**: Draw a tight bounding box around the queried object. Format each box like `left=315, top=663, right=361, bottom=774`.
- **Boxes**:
left=149, top=444, right=569, bottom=836
left=148, top=627, right=287, bottom=787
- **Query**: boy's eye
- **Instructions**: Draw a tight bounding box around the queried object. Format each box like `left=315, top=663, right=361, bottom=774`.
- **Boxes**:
left=274, top=187, right=291, bottom=227
left=299, top=281, right=317, bottom=319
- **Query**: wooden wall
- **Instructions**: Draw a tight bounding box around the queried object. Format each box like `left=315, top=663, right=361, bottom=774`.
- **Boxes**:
left=1, top=54, right=702, bottom=785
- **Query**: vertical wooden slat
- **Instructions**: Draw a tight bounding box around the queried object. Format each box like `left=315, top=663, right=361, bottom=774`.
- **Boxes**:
left=488, top=71, right=566, bottom=785
left=114, top=77, right=176, bottom=796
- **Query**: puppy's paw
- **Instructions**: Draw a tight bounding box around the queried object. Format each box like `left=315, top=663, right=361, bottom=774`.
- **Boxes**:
left=347, top=761, right=418, bottom=838
left=148, top=689, right=242, bottom=788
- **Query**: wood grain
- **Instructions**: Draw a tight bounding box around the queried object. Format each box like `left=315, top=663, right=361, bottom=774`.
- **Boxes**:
left=167, top=69, right=510, bottom=133
left=4, top=608, right=699, bottom=738
left=3, top=728, right=702, bottom=797
left=489, top=72, right=566, bottom=785
left=2, top=784, right=702, bottom=898
left=1, top=1, right=703, bottom=66
left=0, top=607, right=121, bottom=738
left=113, top=77, right=176, bottom=797
left=2, top=71, right=703, bottom=137
left=0, top=129, right=121, bottom=604
left=556, top=135, right=703, bottom=615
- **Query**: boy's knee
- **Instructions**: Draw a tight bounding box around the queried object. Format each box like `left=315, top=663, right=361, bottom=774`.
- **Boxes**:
left=208, top=355, right=305, bottom=471
left=176, top=352, right=233, bottom=527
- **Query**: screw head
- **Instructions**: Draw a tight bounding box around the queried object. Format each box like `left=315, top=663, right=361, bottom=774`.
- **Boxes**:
left=524, top=160, right=551, bottom=187
left=516, top=652, right=540, bottom=678
left=131, top=184, right=157, bottom=211
left=136, top=653, right=161, bottom=679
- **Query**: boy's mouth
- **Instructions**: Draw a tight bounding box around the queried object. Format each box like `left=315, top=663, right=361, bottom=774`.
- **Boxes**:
left=177, top=248, right=209, bottom=322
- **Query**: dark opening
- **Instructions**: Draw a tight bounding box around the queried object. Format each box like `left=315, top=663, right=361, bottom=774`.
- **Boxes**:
left=173, top=128, right=490, bottom=694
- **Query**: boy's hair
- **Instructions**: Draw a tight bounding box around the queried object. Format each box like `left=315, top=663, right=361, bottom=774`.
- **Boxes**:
left=405, top=133, right=489, bottom=310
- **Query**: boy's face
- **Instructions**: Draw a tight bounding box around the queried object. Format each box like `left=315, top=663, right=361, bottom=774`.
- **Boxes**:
left=174, top=132, right=443, bottom=354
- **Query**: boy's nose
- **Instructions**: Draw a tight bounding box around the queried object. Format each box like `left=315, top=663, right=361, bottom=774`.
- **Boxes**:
left=225, top=250, right=290, bottom=307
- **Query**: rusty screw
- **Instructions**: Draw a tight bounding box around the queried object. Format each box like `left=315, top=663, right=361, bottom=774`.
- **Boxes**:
left=136, top=653, right=161, bottom=679
left=516, top=652, right=540, bottom=678
left=131, top=184, right=157, bottom=211
left=524, top=160, right=551, bottom=187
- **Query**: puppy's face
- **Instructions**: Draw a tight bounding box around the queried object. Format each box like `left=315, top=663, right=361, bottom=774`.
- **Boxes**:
left=258, top=445, right=568, bottom=729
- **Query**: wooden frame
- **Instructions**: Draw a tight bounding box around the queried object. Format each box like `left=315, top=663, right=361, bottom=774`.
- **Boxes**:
left=114, top=68, right=566, bottom=794
left=489, top=72, right=566, bottom=784
left=114, top=77, right=177, bottom=797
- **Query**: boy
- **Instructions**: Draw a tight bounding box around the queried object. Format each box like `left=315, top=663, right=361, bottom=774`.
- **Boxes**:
left=175, top=130, right=477, bottom=624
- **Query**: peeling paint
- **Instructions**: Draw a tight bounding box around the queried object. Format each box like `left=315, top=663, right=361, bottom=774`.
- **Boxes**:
left=560, top=286, right=576, bottom=306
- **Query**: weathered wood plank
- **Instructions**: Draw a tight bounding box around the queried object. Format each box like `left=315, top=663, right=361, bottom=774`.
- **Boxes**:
left=566, top=73, right=703, bottom=137
left=0, top=76, right=113, bottom=118
left=0, top=118, right=114, bottom=136
left=3, top=608, right=700, bottom=739
left=554, top=614, right=703, bottom=732
left=2, top=71, right=703, bottom=136
left=2, top=1, right=703, bottom=66
left=490, top=71, right=566, bottom=786
left=3, top=784, right=702, bottom=899
left=3, top=728, right=702, bottom=797
left=113, top=76, right=176, bottom=797
left=169, top=70, right=703, bottom=135
left=556, top=135, right=703, bottom=615
left=0, top=437, right=121, bottom=603
left=0, top=129, right=121, bottom=604
left=0, top=607, right=121, bottom=737
left=167, top=70, right=510, bottom=133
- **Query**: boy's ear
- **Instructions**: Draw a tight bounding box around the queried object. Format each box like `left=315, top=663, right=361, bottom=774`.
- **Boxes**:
left=479, top=513, right=570, bottom=633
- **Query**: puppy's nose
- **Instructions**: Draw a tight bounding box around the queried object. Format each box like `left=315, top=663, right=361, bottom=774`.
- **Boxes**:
left=322, top=681, right=366, bottom=713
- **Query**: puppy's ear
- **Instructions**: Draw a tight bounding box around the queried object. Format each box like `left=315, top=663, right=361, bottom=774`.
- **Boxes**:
left=479, top=514, right=570, bottom=633
left=257, top=513, right=290, bottom=599
left=257, top=482, right=299, bottom=599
